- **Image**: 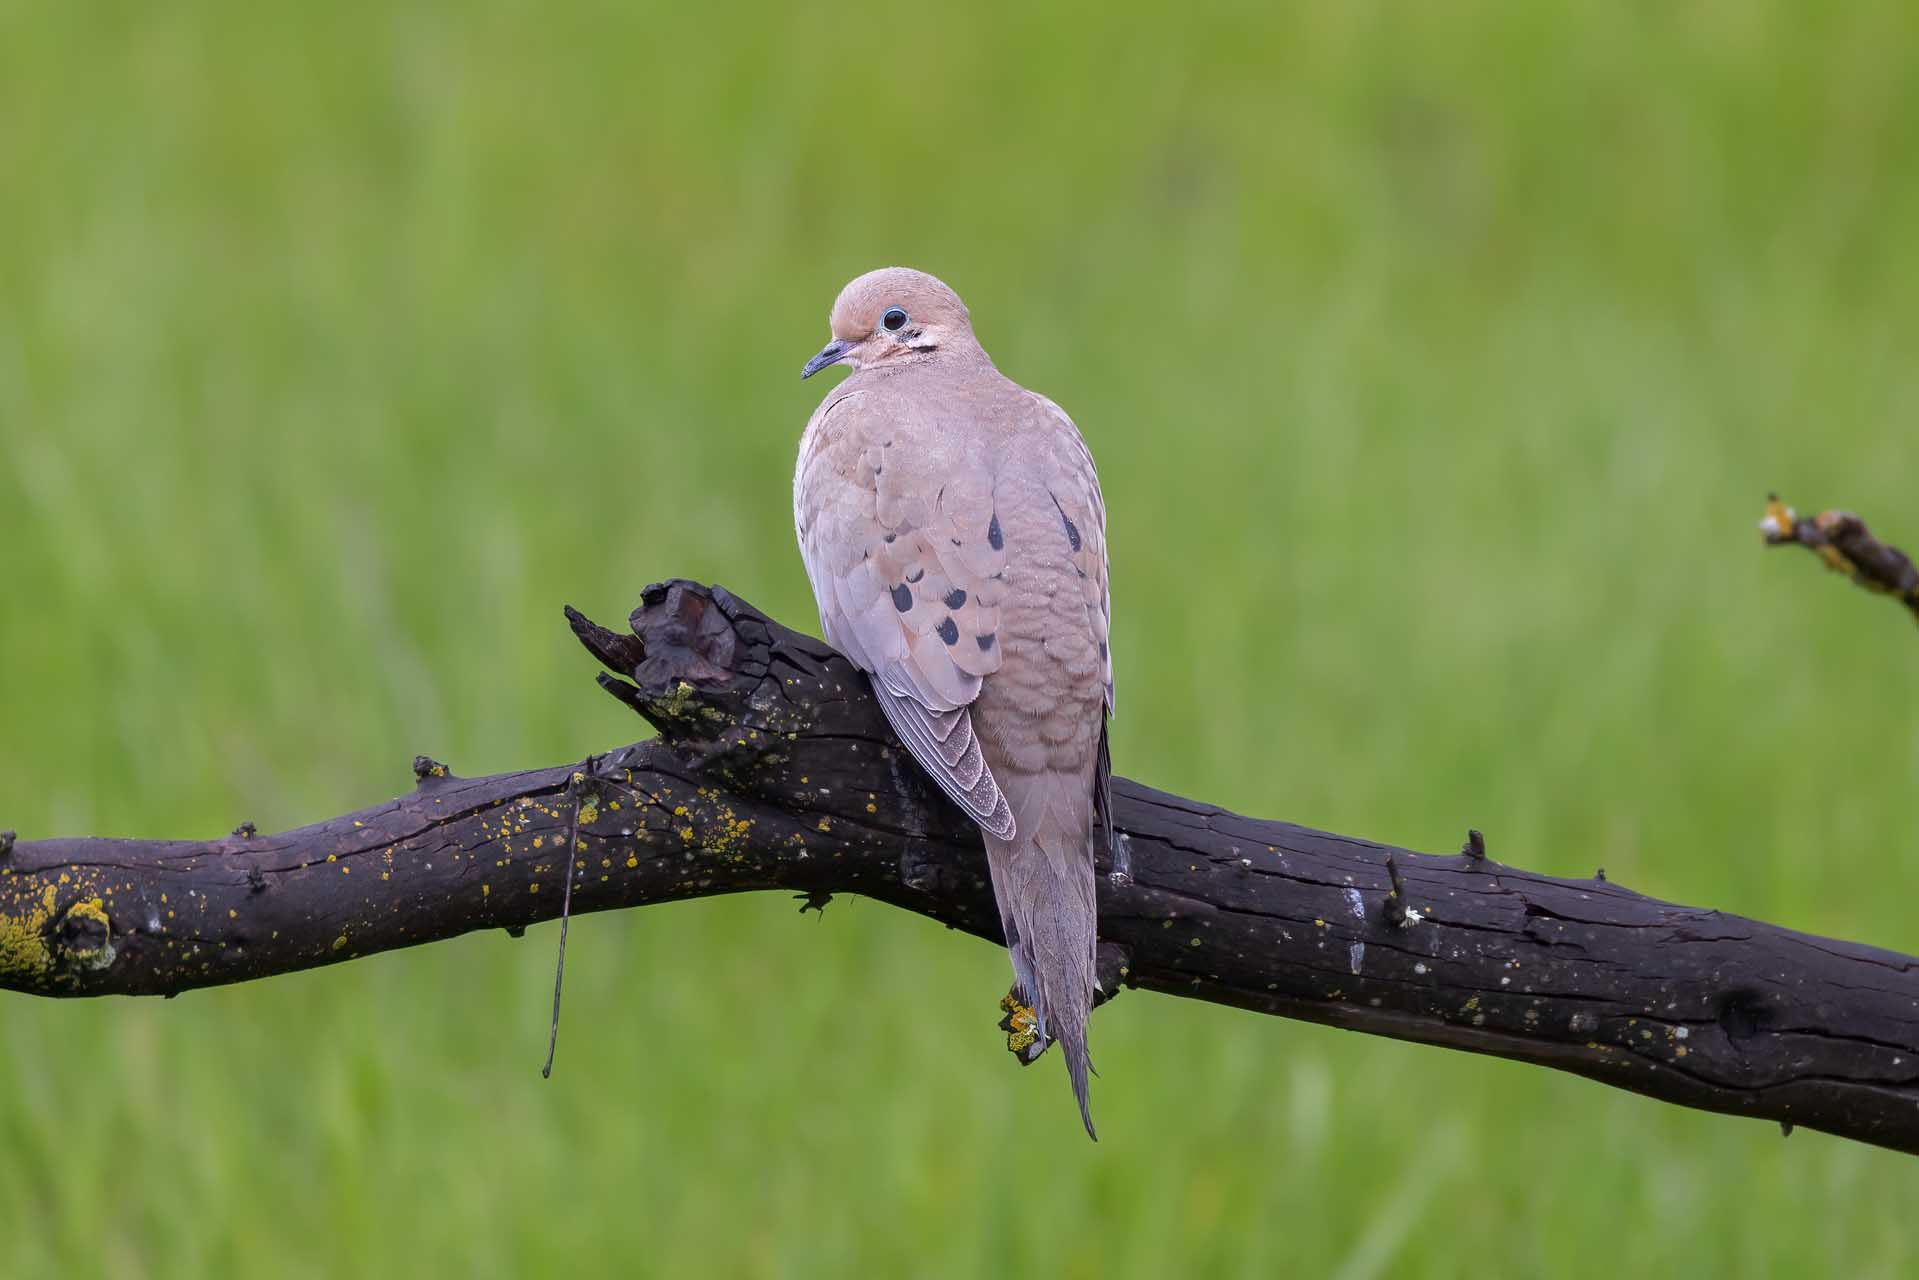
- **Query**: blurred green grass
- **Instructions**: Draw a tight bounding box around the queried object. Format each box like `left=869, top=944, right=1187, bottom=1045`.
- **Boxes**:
left=3, top=1, right=1918, bottom=1275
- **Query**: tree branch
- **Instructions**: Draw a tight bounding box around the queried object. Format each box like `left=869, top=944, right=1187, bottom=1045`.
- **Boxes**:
left=1761, top=493, right=1919, bottom=625
left=4, top=581, right=1917, bottom=1155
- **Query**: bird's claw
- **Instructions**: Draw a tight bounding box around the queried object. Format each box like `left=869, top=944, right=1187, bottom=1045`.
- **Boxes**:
left=998, top=991, right=1045, bottom=1063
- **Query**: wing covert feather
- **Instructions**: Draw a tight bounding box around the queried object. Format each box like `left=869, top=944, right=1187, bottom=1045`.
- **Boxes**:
left=795, top=389, right=1015, bottom=837
left=1031, top=393, right=1116, bottom=716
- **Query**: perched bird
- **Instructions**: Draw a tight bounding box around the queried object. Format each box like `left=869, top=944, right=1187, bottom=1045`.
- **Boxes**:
left=794, top=267, right=1115, bottom=1138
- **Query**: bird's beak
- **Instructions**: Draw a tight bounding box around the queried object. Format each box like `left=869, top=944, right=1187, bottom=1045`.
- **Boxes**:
left=800, top=338, right=855, bottom=381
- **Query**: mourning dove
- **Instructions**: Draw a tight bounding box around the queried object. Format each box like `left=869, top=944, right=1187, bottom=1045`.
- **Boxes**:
left=794, top=267, right=1114, bottom=1138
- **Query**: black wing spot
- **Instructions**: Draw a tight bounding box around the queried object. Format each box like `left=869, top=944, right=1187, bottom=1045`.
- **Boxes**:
left=883, top=532, right=896, bottom=543
left=891, top=584, right=913, bottom=612
left=937, top=617, right=960, bottom=646
left=987, top=513, right=1003, bottom=551
left=905, top=568, right=924, bottom=584
left=977, top=632, right=997, bottom=651
left=1049, top=490, right=1081, bottom=552
left=1098, top=640, right=1108, bottom=659
left=944, top=588, right=967, bottom=610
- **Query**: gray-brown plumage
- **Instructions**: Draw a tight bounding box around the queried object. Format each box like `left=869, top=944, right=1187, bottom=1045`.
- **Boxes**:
left=794, top=267, right=1114, bottom=1138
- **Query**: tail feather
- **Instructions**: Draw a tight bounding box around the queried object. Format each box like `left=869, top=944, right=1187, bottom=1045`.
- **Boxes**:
left=984, top=772, right=1100, bottom=1140
left=1056, top=1010, right=1097, bottom=1141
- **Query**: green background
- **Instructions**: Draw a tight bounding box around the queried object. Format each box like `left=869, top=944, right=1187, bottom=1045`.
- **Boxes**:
left=4, top=2, right=1917, bottom=1275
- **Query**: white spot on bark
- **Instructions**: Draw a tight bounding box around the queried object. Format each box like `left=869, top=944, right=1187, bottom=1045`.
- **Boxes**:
left=1349, top=941, right=1365, bottom=974
left=1343, top=887, right=1366, bottom=920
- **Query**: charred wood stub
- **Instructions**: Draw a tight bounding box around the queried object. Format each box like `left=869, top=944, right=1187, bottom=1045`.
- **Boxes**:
left=1761, top=494, right=1919, bottom=625
left=566, top=584, right=794, bottom=785
left=1, top=579, right=1916, bottom=1158
left=567, top=582, right=976, bottom=842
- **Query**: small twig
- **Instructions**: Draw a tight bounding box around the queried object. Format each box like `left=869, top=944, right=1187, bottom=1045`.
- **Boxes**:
left=542, top=756, right=598, bottom=1079
left=1461, top=828, right=1486, bottom=863
left=1760, top=494, right=1919, bottom=626
left=231, top=821, right=257, bottom=838
left=0, top=830, right=14, bottom=861
left=412, top=755, right=450, bottom=781
left=1382, top=853, right=1419, bottom=928
left=795, top=890, right=833, bottom=917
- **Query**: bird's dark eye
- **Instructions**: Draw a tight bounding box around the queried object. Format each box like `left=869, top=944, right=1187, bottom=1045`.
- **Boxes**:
left=882, top=308, right=908, bottom=332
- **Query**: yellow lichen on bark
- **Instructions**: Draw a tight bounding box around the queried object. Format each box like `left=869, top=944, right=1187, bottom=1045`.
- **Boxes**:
left=0, top=883, right=58, bottom=982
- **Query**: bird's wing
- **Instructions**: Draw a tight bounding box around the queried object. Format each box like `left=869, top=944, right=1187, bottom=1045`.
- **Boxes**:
left=795, top=390, right=1015, bottom=838
left=1024, top=392, right=1117, bottom=860
left=1031, top=393, right=1114, bottom=717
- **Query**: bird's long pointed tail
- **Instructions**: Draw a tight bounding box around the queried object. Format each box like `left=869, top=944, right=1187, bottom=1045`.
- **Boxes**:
left=984, top=789, right=1100, bottom=1141
left=1055, top=1003, right=1097, bottom=1141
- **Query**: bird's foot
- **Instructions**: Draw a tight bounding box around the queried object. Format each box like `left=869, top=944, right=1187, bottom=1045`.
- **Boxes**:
left=998, top=991, right=1046, bottom=1064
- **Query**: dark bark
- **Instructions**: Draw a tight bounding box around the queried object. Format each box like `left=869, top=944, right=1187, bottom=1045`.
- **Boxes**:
left=3, top=581, right=1917, bottom=1155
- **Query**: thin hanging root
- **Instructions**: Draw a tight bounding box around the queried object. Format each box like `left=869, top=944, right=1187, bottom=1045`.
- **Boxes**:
left=542, top=755, right=598, bottom=1079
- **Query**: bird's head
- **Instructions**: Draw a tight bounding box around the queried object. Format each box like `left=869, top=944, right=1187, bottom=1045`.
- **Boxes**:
left=800, top=267, right=977, bottom=380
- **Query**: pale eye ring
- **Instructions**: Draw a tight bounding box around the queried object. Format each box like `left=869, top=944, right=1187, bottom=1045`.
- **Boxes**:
left=881, top=308, right=908, bottom=332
